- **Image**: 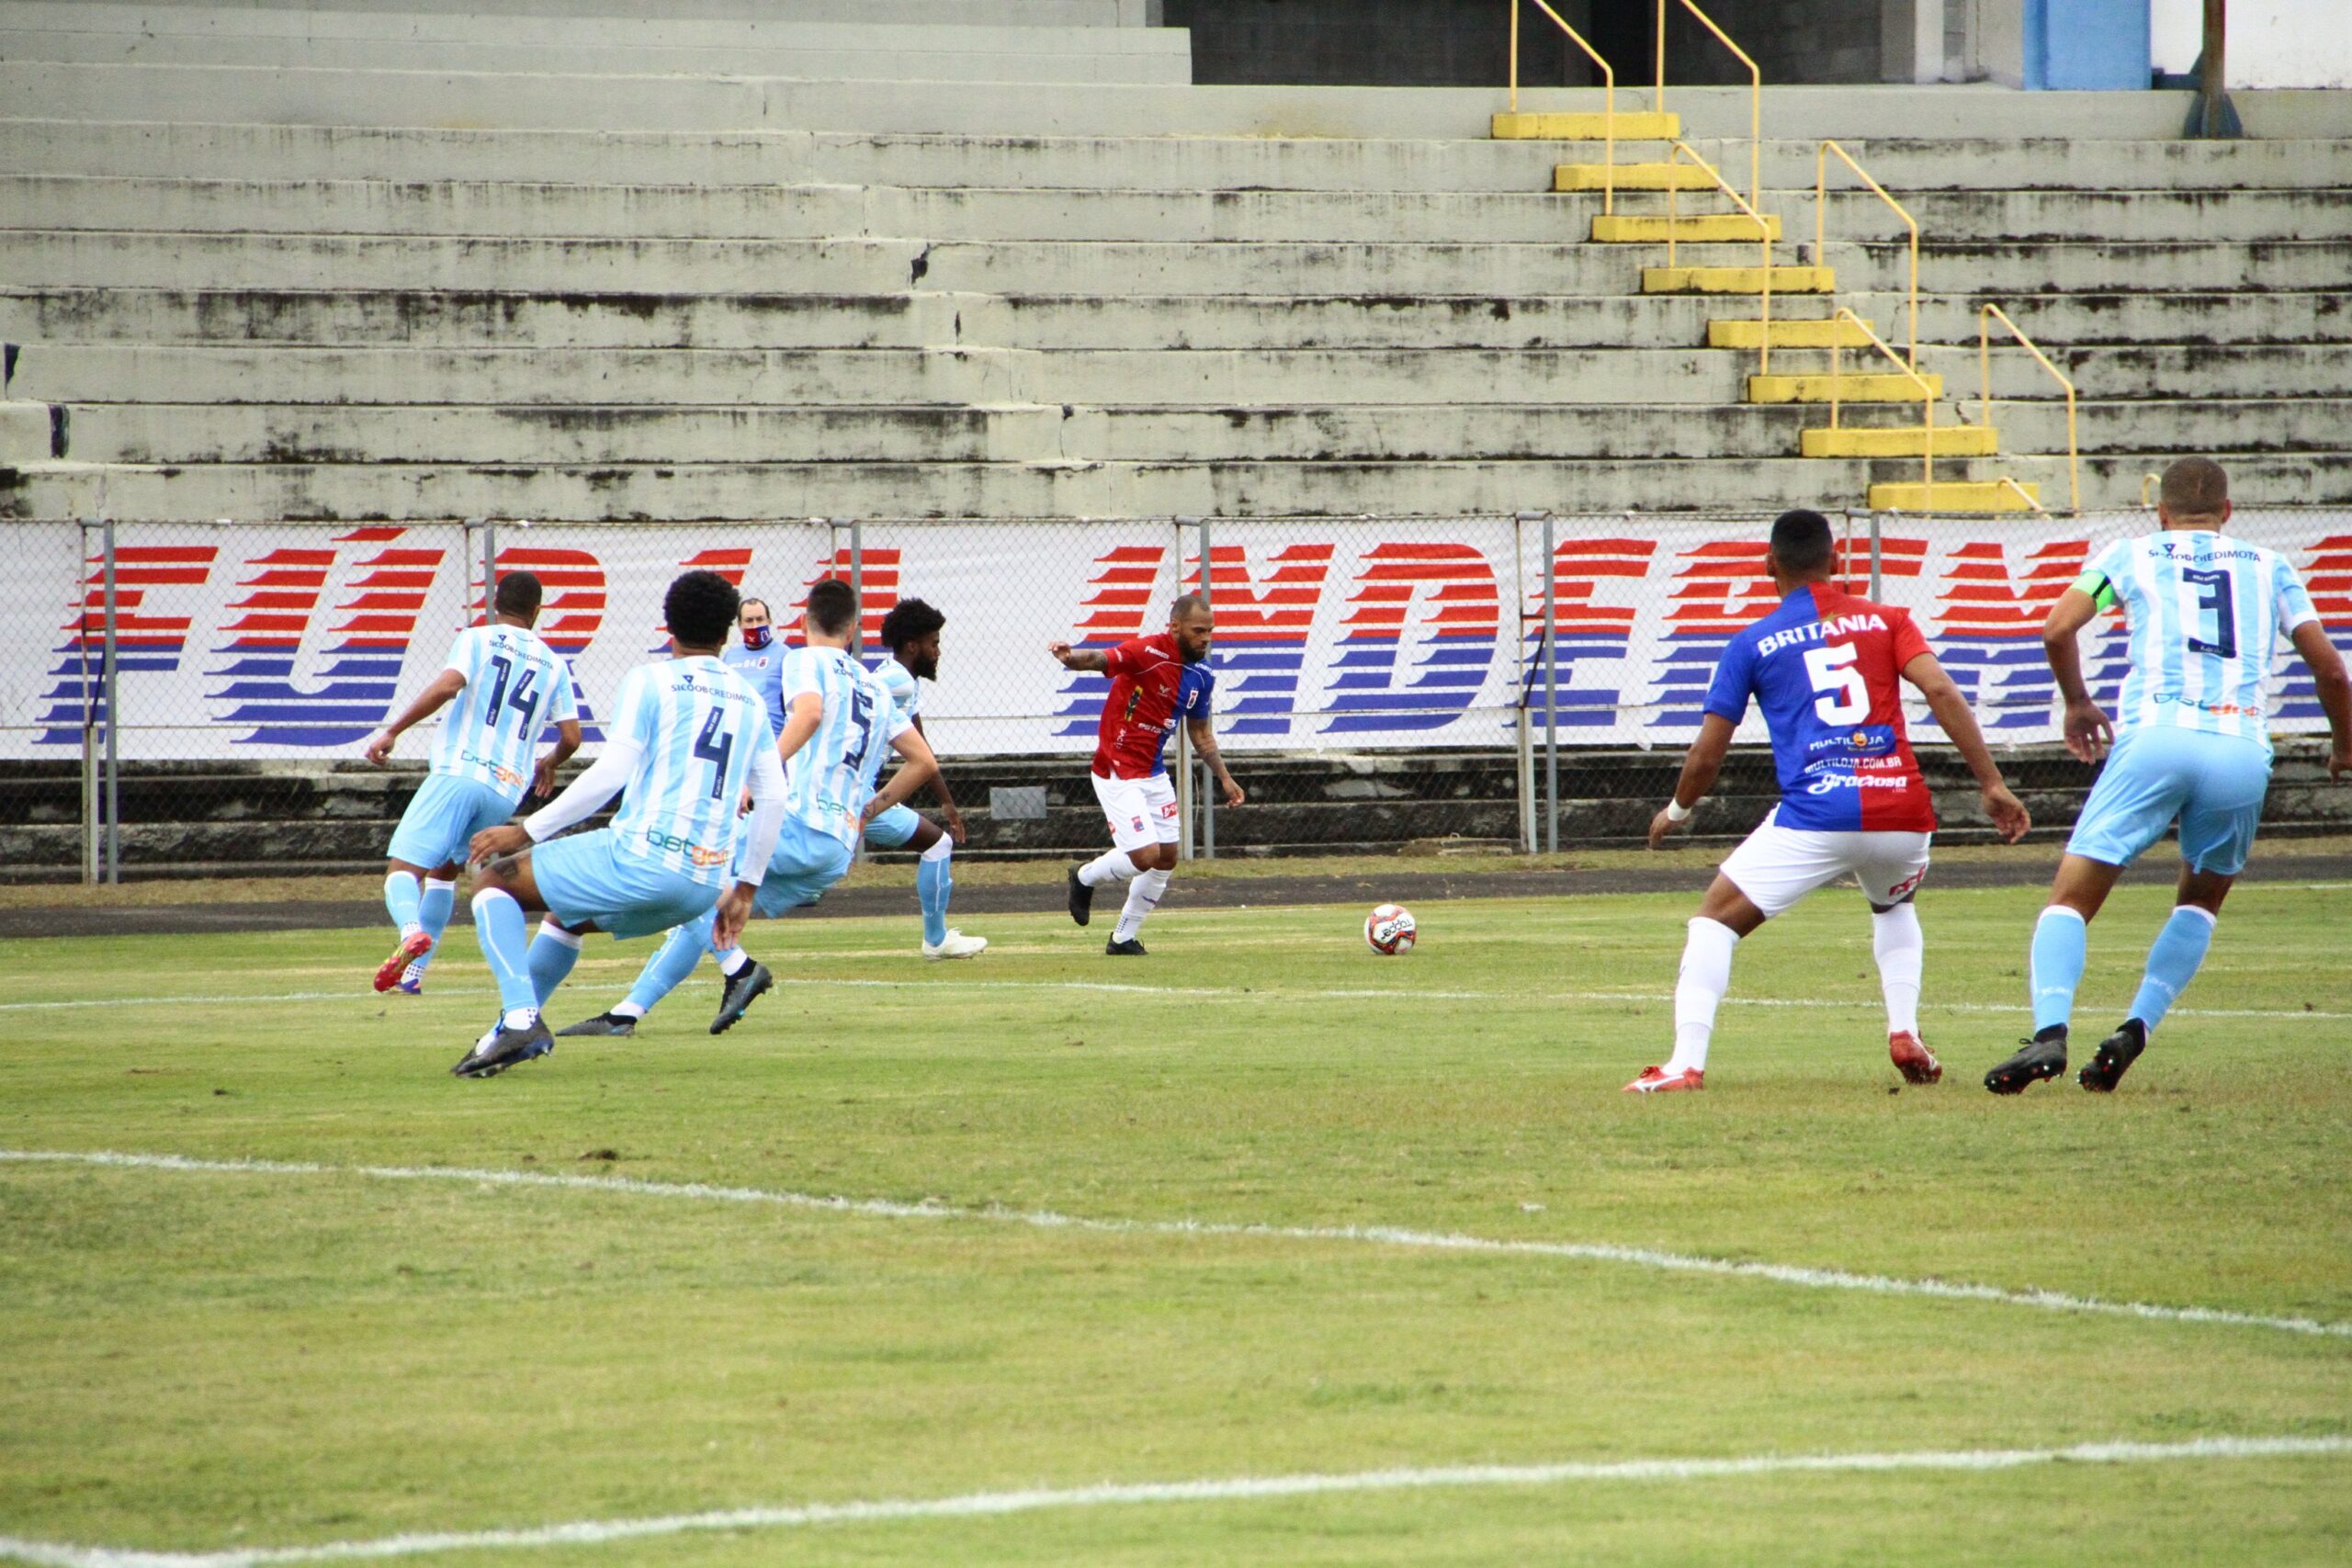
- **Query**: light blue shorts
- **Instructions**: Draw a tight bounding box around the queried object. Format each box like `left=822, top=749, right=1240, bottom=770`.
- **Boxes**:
left=386, top=773, right=518, bottom=871
left=750, top=818, right=856, bottom=919
left=530, top=829, right=724, bottom=941
left=864, top=804, right=923, bottom=850
left=2067, top=726, right=2272, bottom=876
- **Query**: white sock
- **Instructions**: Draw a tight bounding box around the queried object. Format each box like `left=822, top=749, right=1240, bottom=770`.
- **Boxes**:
left=1872, top=903, right=1925, bottom=1036
left=501, top=1006, right=538, bottom=1030
left=717, top=948, right=749, bottom=976
left=534, top=922, right=582, bottom=952
left=1080, top=849, right=1144, bottom=888
left=1114, top=868, right=1171, bottom=942
left=1667, top=917, right=1740, bottom=1075
left=613, top=1000, right=647, bottom=1020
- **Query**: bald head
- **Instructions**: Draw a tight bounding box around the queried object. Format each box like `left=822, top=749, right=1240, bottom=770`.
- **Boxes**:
left=2158, top=457, right=2231, bottom=529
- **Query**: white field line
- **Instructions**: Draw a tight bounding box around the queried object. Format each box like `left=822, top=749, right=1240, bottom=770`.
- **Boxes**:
left=0, top=1435, right=2346, bottom=1567
left=2, top=976, right=2346, bottom=1021
left=5, top=1149, right=2346, bottom=1340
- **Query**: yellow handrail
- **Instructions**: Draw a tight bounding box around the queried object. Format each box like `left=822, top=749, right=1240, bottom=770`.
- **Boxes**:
left=1657, top=0, right=1761, bottom=213
left=2140, top=470, right=2163, bottom=508
left=1996, top=475, right=2049, bottom=513
left=1665, top=140, right=1777, bottom=374
left=1815, top=141, right=1918, bottom=369
left=1508, top=0, right=1619, bottom=215
left=1827, top=306, right=1938, bottom=502
left=1979, top=303, right=2080, bottom=513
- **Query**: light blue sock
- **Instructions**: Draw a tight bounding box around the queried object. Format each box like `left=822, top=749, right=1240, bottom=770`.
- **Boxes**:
left=470, top=889, right=538, bottom=1014
left=384, top=871, right=421, bottom=933
left=2030, top=906, right=2087, bottom=1033
left=917, top=840, right=953, bottom=948
left=413, top=878, right=457, bottom=972
left=2128, top=906, right=2217, bottom=1032
left=527, top=925, right=582, bottom=1006
left=626, top=912, right=716, bottom=1015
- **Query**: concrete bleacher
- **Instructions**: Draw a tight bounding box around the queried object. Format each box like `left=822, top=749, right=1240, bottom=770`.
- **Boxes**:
left=4, top=1, right=2351, bottom=525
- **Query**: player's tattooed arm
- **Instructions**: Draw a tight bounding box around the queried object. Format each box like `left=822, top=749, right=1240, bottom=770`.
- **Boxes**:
left=1185, top=717, right=1246, bottom=807
left=1649, top=713, right=1735, bottom=848
left=1901, top=652, right=2031, bottom=844
left=2038, top=586, right=2113, bottom=763
left=1047, top=640, right=1109, bottom=673
left=532, top=717, right=584, bottom=799
left=364, top=668, right=468, bottom=764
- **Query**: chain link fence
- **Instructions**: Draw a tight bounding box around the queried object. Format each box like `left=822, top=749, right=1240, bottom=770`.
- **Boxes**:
left=4, top=510, right=2346, bottom=881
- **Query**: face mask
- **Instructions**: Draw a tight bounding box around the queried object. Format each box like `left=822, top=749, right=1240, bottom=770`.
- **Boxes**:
left=742, top=625, right=773, bottom=651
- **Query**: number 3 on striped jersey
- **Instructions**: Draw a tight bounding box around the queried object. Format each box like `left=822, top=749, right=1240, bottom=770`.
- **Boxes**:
left=2180, top=567, right=2238, bottom=660
left=1804, top=642, right=1871, bottom=724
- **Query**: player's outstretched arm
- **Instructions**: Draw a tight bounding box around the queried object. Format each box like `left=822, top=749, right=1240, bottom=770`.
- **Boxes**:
left=865, top=726, right=940, bottom=821
left=2290, top=620, right=2352, bottom=781
left=1185, top=716, right=1245, bottom=807
left=1648, top=713, right=1734, bottom=848
left=718, top=744, right=789, bottom=950
left=2040, top=587, right=2113, bottom=763
left=469, top=736, right=645, bottom=866
left=363, top=668, right=467, bottom=764
left=1047, top=640, right=1110, bottom=673
left=1902, top=652, right=2031, bottom=843
left=532, top=717, right=583, bottom=799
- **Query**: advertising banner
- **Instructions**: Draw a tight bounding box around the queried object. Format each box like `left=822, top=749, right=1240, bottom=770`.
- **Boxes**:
left=3, top=513, right=2344, bottom=761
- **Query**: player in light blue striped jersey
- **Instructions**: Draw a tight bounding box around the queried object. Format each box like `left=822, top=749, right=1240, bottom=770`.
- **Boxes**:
left=863, top=597, right=986, bottom=960
left=555, top=579, right=942, bottom=1038
left=1989, top=458, right=2351, bottom=1095
left=450, top=570, right=788, bottom=1078
left=363, top=570, right=580, bottom=996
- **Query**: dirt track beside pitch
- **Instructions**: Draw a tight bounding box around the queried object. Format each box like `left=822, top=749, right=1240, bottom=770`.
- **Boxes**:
left=6, top=853, right=2346, bottom=940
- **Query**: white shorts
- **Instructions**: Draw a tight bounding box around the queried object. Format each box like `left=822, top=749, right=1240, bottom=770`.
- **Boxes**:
left=1092, top=770, right=1180, bottom=854
left=1718, top=810, right=1932, bottom=919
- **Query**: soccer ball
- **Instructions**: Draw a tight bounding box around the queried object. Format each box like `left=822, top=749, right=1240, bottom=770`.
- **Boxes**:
left=1363, top=903, right=1417, bottom=955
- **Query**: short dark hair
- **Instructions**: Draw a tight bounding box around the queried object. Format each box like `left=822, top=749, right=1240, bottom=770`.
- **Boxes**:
left=805, top=578, right=859, bottom=637
left=663, top=569, right=741, bottom=649
left=1769, top=509, right=1837, bottom=575
left=2161, top=456, right=2229, bottom=518
left=492, top=570, right=542, bottom=617
left=739, top=596, right=770, bottom=621
left=878, top=596, right=944, bottom=653
left=1170, top=592, right=1210, bottom=619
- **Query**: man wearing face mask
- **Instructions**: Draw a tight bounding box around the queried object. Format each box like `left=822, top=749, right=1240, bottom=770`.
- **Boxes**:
left=727, top=596, right=789, bottom=741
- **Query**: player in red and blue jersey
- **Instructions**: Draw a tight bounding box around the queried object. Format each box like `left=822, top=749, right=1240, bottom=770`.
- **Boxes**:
left=1049, top=592, right=1244, bottom=954
left=1633, top=510, right=2030, bottom=1093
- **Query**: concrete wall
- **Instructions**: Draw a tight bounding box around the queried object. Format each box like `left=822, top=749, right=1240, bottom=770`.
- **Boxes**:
left=2153, top=0, right=2352, bottom=89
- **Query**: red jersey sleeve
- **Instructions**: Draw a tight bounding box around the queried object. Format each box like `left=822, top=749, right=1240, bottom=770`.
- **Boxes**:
left=1102, top=638, right=1142, bottom=678
left=1889, top=607, right=1931, bottom=670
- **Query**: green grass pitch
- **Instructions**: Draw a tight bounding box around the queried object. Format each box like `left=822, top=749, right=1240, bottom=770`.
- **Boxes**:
left=2, top=879, right=2347, bottom=1565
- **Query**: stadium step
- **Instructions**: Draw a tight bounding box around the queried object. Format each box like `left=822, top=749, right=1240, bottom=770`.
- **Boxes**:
left=1644, top=265, right=1836, bottom=294
left=1747, top=372, right=1944, bottom=403
left=1553, top=162, right=1717, bottom=192
left=1867, top=479, right=2042, bottom=512
left=1489, top=111, right=1679, bottom=141
left=1801, top=424, right=2001, bottom=457
left=1705, top=318, right=1873, bottom=349
left=1590, top=213, right=1781, bottom=243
